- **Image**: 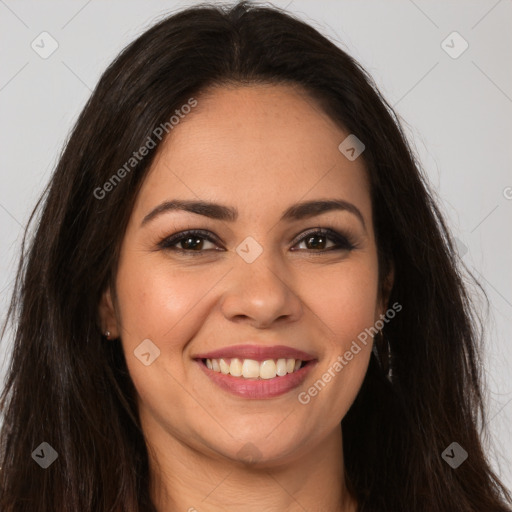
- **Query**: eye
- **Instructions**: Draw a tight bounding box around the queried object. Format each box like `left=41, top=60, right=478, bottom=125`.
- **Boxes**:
left=291, top=228, right=355, bottom=252
left=158, top=229, right=220, bottom=254
left=158, top=228, right=356, bottom=255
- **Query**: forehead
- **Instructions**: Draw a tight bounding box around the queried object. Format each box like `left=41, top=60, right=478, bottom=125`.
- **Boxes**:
left=134, top=84, right=372, bottom=228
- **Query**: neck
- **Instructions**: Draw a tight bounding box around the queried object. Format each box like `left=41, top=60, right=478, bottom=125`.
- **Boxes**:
left=146, top=425, right=357, bottom=512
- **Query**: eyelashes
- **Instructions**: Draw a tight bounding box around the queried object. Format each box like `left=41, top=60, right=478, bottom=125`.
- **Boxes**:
left=157, top=227, right=357, bottom=256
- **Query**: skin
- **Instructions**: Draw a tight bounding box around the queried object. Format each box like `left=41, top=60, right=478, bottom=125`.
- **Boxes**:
left=99, top=83, right=393, bottom=512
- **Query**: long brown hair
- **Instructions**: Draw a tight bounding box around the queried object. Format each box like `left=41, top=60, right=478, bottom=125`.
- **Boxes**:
left=1, top=2, right=511, bottom=510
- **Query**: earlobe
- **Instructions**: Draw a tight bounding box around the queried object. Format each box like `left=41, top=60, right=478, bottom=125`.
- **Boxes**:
left=98, top=287, right=119, bottom=338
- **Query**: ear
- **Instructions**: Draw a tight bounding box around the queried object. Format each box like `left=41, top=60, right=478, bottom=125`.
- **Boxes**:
left=379, top=262, right=395, bottom=314
left=98, top=286, right=119, bottom=338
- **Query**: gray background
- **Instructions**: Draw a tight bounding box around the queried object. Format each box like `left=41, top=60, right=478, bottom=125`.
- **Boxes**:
left=1, top=0, right=511, bottom=491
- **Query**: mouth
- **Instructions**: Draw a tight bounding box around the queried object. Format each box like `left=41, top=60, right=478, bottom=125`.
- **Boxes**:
left=193, top=344, right=317, bottom=399
left=201, top=357, right=309, bottom=379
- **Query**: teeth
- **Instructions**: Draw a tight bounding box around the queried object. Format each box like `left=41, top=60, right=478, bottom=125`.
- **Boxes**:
left=276, top=358, right=287, bottom=377
left=260, top=359, right=277, bottom=379
left=219, top=358, right=230, bottom=375
left=205, top=357, right=304, bottom=379
left=242, top=359, right=260, bottom=378
left=230, top=358, right=243, bottom=377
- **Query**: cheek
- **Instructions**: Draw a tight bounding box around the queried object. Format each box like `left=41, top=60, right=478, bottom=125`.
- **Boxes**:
left=115, top=256, right=206, bottom=345
left=113, top=257, right=213, bottom=424
left=306, top=255, right=380, bottom=347
left=296, top=257, right=378, bottom=417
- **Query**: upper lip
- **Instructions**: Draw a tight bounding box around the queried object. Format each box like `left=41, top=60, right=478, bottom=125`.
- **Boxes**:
left=193, top=344, right=316, bottom=362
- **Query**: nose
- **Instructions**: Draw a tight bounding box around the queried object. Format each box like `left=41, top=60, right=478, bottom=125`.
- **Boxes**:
left=220, top=249, right=303, bottom=329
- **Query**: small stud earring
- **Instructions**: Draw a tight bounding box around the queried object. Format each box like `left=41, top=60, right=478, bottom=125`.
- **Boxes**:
left=104, top=330, right=111, bottom=340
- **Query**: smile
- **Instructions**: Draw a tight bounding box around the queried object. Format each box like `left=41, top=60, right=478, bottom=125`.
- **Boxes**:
left=205, top=357, right=304, bottom=379
left=193, top=344, right=317, bottom=399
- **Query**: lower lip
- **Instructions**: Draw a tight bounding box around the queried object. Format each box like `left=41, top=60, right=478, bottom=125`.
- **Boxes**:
left=196, top=360, right=316, bottom=399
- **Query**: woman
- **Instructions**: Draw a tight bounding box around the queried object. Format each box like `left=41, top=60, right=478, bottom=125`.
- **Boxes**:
left=0, top=1, right=510, bottom=511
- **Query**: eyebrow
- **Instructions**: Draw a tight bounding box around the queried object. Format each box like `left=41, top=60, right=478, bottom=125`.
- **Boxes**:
left=141, top=198, right=366, bottom=231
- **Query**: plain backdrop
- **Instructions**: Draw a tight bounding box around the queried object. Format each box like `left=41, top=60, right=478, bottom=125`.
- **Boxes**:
left=1, top=0, right=511, bottom=492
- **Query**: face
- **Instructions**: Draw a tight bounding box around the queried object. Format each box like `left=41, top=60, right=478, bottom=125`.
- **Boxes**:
left=100, top=83, right=391, bottom=466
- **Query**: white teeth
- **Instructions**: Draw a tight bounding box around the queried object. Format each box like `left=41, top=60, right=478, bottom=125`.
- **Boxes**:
left=205, top=357, right=305, bottom=379
left=230, top=358, right=243, bottom=377
left=242, top=359, right=260, bottom=379
left=219, top=358, right=230, bottom=375
left=260, top=359, right=277, bottom=379
left=276, top=358, right=288, bottom=377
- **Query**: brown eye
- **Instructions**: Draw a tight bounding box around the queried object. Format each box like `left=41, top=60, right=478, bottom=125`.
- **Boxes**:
left=291, top=228, right=355, bottom=252
left=159, top=230, right=221, bottom=254
left=178, top=235, right=206, bottom=251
